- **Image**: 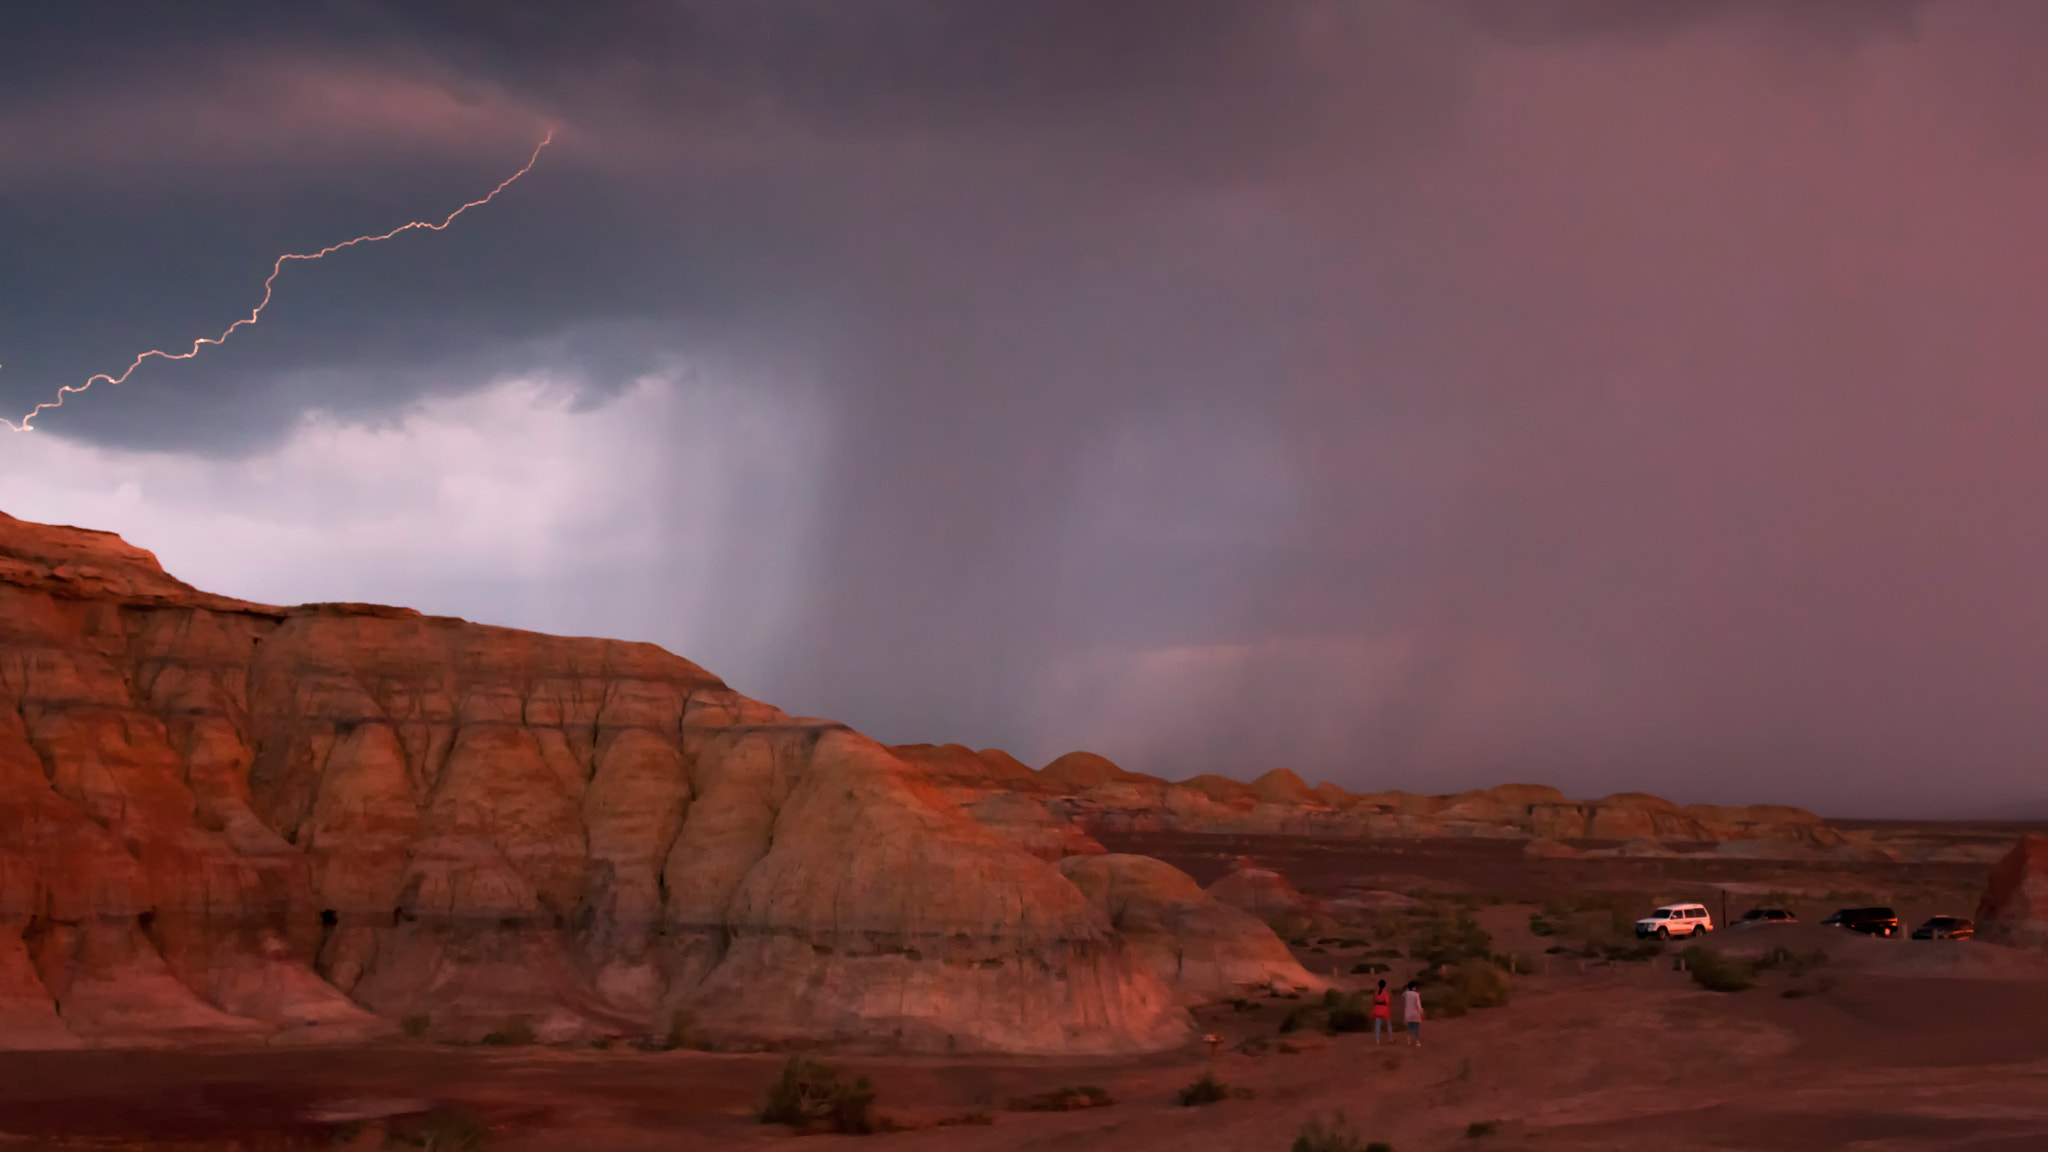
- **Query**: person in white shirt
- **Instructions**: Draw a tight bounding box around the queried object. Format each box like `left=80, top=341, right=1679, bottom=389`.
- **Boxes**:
left=1401, top=981, right=1424, bottom=1046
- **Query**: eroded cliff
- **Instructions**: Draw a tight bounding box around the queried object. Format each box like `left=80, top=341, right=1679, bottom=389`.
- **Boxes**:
left=0, top=513, right=1186, bottom=1053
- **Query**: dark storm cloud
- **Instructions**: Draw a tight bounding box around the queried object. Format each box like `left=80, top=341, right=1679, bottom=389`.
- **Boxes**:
left=6, top=2, right=2048, bottom=816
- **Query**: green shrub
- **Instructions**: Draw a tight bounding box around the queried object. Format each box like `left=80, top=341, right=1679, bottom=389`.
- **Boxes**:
left=759, top=1055, right=877, bottom=1134
left=480, top=1014, right=535, bottom=1047
left=1607, top=905, right=1636, bottom=938
left=1680, top=945, right=1754, bottom=993
left=1293, top=1111, right=1370, bottom=1152
left=1466, top=1119, right=1501, bottom=1138
left=1412, top=907, right=1494, bottom=968
left=1454, top=960, right=1511, bottom=1009
left=1327, top=992, right=1375, bottom=1033
left=1528, top=915, right=1557, bottom=937
left=1367, top=1144, right=1393, bottom=1152
left=1177, top=1070, right=1232, bottom=1107
left=1419, top=960, right=1511, bottom=1018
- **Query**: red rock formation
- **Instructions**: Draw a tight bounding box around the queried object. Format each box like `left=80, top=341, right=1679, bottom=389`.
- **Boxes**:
left=0, top=512, right=1185, bottom=1053
left=1206, top=864, right=1320, bottom=938
left=1058, top=854, right=1321, bottom=1001
left=1976, top=835, right=2048, bottom=950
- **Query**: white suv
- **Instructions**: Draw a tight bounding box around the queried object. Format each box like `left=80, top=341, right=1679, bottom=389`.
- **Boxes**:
left=1635, top=903, right=1714, bottom=939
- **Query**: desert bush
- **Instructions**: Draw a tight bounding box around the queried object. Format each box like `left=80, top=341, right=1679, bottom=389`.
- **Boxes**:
left=1466, top=1119, right=1501, bottom=1138
left=480, top=1014, right=535, bottom=1047
left=400, top=1014, right=431, bottom=1040
left=1228, top=997, right=1260, bottom=1012
left=1293, top=1111, right=1369, bottom=1152
left=1527, top=914, right=1558, bottom=937
left=1177, top=1070, right=1232, bottom=1107
left=1680, top=945, right=1754, bottom=993
left=760, top=1055, right=877, bottom=1134
left=1007, top=1085, right=1113, bottom=1111
left=1327, top=991, right=1375, bottom=1033
left=1454, top=960, right=1511, bottom=1009
left=662, top=1007, right=702, bottom=1051
left=1420, top=960, right=1511, bottom=1019
left=1411, top=907, right=1494, bottom=968
left=1236, top=1035, right=1271, bottom=1055
left=1607, top=905, right=1637, bottom=938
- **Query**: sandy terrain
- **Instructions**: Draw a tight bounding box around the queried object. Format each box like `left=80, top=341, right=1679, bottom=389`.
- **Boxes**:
left=2, top=826, right=2043, bottom=1152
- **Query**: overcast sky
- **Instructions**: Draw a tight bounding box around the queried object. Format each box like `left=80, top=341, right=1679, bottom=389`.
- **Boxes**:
left=5, top=1, right=2047, bottom=815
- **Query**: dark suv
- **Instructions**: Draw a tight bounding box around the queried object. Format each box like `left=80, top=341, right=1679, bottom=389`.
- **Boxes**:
left=1823, top=907, right=1899, bottom=936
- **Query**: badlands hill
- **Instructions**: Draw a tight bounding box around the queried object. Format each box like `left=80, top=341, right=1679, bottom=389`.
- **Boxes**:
left=890, top=745, right=1848, bottom=858
left=0, top=510, right=1853, bottom=1054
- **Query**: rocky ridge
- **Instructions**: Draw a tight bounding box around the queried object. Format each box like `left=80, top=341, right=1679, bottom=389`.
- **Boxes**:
left=0, top=513, right=1197, bottom=1053
left=892, top=746, right=1850, bottom=857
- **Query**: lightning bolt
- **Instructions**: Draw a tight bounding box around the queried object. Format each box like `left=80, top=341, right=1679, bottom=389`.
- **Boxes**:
left=3, top=129, right=555, bottom=433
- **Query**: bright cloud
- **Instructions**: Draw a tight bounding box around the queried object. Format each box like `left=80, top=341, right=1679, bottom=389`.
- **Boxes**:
left=0, top=372, right=828, bottom=680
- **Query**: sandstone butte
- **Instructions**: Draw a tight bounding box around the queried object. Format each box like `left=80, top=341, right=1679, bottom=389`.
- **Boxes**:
left=0, top=510, right=1843, bottom=1054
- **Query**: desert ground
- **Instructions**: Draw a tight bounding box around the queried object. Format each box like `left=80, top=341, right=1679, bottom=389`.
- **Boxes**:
left=4, top=821, right=2043, bottom=1152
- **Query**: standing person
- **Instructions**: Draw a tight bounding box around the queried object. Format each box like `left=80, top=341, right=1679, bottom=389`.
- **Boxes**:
left=1401, top=981, right=1424, bottom=1046
left=1371, top=979, right=1392, bottom=1044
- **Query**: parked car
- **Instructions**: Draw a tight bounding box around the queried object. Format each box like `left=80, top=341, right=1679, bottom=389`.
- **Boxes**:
left=1736, top=908, right=1798, bottom=927
left=1822, top=907, right=1899, bottom=936
left=1911, top=916, right=1974, bottom=940
left=1635, top=903, right=1714, bottom=939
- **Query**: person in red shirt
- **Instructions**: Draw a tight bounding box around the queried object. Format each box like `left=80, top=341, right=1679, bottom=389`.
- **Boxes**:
left=1370, top=979, right=1392, bottom=1044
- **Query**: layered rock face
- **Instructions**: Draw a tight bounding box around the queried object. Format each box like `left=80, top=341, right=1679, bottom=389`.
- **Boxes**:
left=0, top=513, right=1185, bottom=1053
left=1977, top=835, right=2048, bottom=950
